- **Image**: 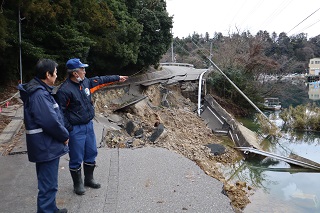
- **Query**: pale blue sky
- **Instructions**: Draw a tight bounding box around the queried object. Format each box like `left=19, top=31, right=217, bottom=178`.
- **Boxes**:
left=166, top=0, right=320, bottom=38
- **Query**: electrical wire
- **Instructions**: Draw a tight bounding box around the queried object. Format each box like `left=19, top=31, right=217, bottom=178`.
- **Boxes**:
left=229, top=0, right=248, bottom=28
left=287, top=6, right=320, bottom=34
left=239, top=0, right=265, bottom=27
left=190, top=39, right=211, bottom=57
left=295, top=18, right=320, bottom=35
left=189, top=39, right=213, bottom=67
left=173, top=39, right=206, bottom=64
left=261, top=0, right=292, bottom=29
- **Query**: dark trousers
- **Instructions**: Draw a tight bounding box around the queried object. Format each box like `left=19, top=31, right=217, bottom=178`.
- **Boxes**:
left=36, top=158, right=60, bottom=213
left=68, top=120, right=98, bottom=169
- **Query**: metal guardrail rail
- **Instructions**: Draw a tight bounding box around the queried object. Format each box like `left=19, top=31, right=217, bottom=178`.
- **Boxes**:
left=160, top=62, right=194, bottom=68
left=235, top=146, right=320, bottom=171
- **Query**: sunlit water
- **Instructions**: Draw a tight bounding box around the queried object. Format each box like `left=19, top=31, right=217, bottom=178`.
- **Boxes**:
left=221, top=112, right=320, bottom=213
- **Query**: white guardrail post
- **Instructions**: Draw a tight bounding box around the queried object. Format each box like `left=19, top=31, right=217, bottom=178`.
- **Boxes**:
left=197, top=70, right=208, bottom=116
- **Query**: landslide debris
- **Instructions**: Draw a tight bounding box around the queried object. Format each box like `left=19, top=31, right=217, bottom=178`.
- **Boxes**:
left=93, top=83, right=251, bottom=210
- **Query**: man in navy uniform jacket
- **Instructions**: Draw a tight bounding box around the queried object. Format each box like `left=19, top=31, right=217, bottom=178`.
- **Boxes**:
left=18, top=59, right=69, bottom=213
left=56, top=58, right=127, bottom=195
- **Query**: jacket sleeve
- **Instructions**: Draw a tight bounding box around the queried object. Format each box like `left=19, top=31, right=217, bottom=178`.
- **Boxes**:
left=89, top=75, right=120, bottom=93
left=55, top=90, right=73, bottom=132
left=30, top=90, right=69, bottom=142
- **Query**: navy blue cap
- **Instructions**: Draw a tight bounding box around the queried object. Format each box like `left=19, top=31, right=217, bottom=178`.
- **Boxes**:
left=66, top=58, right=89, bottom=69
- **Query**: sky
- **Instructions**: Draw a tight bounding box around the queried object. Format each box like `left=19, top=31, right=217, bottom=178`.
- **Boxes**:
left=166, top=0, right=320, bottom=39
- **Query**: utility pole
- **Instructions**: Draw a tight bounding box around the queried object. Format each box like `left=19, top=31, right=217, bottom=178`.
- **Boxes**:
left=206, top=57, right=272, bottom=124
left=18, top=7, right=24, bottom=83
left=171, top=29, right=174, bottom=63
left=170, top=28, right=175, bottom=63
left=209, top=41, right=213, bottom=59
left=171, top=41, right=174, bottom=62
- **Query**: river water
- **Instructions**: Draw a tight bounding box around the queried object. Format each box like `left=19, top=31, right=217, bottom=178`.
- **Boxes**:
left=220, top=110, right=320, bottom=212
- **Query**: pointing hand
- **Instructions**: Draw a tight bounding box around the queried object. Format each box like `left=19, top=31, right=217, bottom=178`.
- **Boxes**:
left=119, top=76, right=128, bottom=82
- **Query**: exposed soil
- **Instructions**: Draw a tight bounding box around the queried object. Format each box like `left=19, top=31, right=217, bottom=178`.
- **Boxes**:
left=93, top=84, right=251, bottom=211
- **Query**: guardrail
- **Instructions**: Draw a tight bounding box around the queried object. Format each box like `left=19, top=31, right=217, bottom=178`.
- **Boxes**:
left=160, top=62, right=194, bottom=68
left=235, top=146, right=320, bottom=171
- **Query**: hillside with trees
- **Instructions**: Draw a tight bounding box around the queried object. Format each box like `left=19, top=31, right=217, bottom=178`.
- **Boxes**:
left=1, top=1, right=320, bottom=115
left=161, top=31, right=320, bottom=115
left=0, top=0, right=173, bottom=84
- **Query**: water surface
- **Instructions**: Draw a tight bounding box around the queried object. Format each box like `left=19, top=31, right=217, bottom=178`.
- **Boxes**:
left=222, top=113, right=320, bottom=213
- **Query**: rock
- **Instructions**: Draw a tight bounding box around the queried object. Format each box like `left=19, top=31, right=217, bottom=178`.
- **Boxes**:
left=125, top=138, right=134, bottom=148
left=149, top=123, right=164, bottom=143
left=126, top=120, right=135, bottom=136
left=205, top=143, right=226, bottom=156
left=236, top=181, right=246, bottom=188
left=134, top=128, right=143, bottom=138
left=107, top=114, right=123, bottom=123
left=126, top=113, right=134, bottom=119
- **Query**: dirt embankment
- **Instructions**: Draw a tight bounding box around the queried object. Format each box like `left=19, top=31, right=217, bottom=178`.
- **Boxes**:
left=93, top=84, right=251, bottom=211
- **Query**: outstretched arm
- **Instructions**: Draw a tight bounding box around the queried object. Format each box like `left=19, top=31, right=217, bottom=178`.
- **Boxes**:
left=119, top=76, right=128, bottom=82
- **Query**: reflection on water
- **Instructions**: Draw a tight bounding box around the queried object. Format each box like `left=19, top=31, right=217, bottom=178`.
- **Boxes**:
left=309, top=81, right=320, bottom=101
left=223, top=112, right=320, bottom=213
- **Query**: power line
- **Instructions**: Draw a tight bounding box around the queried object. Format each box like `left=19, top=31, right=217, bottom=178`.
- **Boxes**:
left=240, top=0, right=265, bottom=27
left=173, top=39, right=205, bottom=64
left=287, top=6, right=320, bottom=34
left=229, top=0, right=248, bottom=27
left=190, top=39, right=210, bottom=57
left=295, top=18, right=320, bottom=35
left=261, top=0, right=292, bottom=29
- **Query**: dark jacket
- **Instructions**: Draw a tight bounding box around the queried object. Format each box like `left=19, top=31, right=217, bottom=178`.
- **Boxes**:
left=18, top=78, right=69, bottom=163
left=56, top=75, right=120, bottom=132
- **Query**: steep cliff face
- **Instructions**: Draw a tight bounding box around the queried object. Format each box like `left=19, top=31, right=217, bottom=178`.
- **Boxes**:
left=93, top=83, right=251, bottom=210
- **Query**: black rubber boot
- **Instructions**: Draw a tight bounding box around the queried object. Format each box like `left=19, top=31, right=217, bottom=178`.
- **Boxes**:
left=70, top=168, right=85, bottom=195
left=83, top=162, right=101, bottom=189
left=55, top=208, right=68, bottom=213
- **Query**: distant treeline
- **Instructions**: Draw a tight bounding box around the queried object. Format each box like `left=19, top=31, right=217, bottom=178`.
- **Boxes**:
left=160, top=31, right=320, bottom=115
left=163, top=31, right=320, bottom=72
left=0, top=0, right=173, bottom=85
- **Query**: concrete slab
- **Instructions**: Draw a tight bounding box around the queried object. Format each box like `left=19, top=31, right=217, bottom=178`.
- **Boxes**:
left=0, top=118, right=23, bottom=144
left=0, top=105, right=23, bottom=145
